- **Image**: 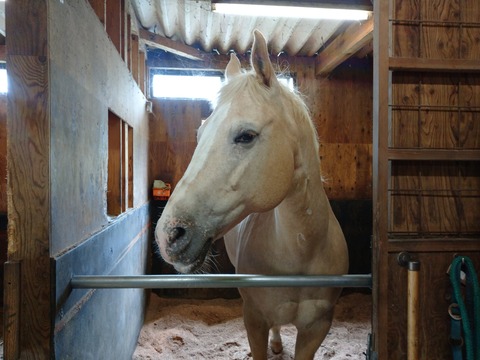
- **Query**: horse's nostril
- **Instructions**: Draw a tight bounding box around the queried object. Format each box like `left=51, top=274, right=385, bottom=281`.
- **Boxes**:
left=169, top=226, right=186, bottom=244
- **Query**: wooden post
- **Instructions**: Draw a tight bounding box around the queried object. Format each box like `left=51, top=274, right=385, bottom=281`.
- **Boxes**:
left=407, top=261, right=420, bottom=360
left=3, top=261, right=20, bottom=360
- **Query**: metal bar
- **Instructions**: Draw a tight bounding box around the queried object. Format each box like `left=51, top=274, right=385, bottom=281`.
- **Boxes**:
left=71, top=274, right=372, bottom=289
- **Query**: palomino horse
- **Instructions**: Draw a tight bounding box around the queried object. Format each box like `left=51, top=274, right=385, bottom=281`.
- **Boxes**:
left=155, top=30, right=348, bottom=359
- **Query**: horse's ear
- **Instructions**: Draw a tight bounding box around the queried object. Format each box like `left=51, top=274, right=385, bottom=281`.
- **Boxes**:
left=225, top=53, right=242, bottom=81
left=251, top=30, right=277, bottom=88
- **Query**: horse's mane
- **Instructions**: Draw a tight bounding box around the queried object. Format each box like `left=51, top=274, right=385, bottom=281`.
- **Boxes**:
left=215, top=71, right=320, bottom=154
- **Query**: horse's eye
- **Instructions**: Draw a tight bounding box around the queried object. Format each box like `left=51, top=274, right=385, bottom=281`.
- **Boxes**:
left=234, top=130, right=258, bottom=144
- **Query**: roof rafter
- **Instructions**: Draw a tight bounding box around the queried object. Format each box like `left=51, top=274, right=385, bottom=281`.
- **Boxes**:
left=315, top=17, right=373, bottom=76
left=138, top=28, right=205, bottom=61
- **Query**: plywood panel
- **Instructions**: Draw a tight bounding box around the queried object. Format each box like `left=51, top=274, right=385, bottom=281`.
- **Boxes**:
left=391, top=73, right=480, bottom=149
left=320, top=143, right=372, bottom=199
left=150, top=99, right=211, bottom=188
left=391, top=0, right=480, bottom=60
left=389, top=161, right=480, bottom=236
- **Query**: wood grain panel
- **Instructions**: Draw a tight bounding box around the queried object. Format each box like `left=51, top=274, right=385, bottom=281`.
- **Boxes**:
left=392, top=0, right=419, bottom=57
left=389, top=161, right=480, bottom=236
left=391, top=73, right=480, bottom=149
left=108, top=112, right=123, bottom=216
left=88, top=0, right=105, bottom=26
left=6, top=0, right=47, bottom=56
left=0, top=95, right=7, bottom=214
left=390, top=162, right=421, bottom=234
left=320, top=143, right=372, bottom=199
left=7, top=54, right=51, bottom=358
left=105, top=0, right=121, bottom=54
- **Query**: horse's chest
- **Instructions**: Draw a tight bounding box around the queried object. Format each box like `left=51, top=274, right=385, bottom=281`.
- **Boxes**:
left=242, top=288, right=332, bottom=328
left=226, top=220, right=312, bottom=273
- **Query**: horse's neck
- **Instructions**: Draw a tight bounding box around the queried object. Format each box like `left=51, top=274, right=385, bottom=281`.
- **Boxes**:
left=277, top=160, right=329, bottom=237
left=269, top=132, right=331, bottom=248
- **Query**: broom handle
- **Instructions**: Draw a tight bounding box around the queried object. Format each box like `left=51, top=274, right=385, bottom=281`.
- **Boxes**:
left=408, top=261, right=420, bottom=360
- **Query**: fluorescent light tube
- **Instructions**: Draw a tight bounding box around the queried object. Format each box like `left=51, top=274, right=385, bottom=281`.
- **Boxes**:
left=213, top=3, right=370, bottom=21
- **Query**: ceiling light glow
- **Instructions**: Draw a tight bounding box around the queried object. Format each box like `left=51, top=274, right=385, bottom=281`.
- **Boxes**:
left=213, top=3, right=370, bottom=21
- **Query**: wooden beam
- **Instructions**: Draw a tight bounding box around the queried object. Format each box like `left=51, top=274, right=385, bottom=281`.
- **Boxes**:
left=3, top=261, right=20, bottom=360
left=389, top=57, right=480, bottom=73
left=6, top=0, right=51, bottom=357
left=138, top=28, right=204, bottom=61
left=315, top=17, right=373, bottom=76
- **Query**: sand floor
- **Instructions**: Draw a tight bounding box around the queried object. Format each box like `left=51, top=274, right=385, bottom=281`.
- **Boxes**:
left=133, top=291, right=371, bottom=359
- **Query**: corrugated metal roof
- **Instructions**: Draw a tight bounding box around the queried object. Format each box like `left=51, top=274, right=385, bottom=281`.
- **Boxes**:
left=131, top=0, right=367, bottom=57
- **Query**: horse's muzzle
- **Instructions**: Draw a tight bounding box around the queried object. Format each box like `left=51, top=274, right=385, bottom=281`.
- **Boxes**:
left=155, top=220, right=213, bottom=273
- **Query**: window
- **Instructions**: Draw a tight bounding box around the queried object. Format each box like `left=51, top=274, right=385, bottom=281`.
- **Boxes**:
left=150, top=69, right=295, bottom=100
left=107, top=110, right=133, bottom=217
left=151, top=70, right=223, bottom=101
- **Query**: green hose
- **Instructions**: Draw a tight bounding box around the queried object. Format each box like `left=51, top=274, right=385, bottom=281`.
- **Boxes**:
left=449, top=256, right=480, bottom=360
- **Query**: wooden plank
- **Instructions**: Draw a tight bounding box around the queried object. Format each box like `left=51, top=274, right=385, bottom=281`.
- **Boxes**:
left=3, top=261, right=20, bottom=360
left=126, top=14, right=131, bottom=69
left=108, top=112, right=122, bottom=216
left=388, top=149, right=480, bottom=160
left=7, top=54, right=51, bottom=358
left=122, top=122, right=128, bottom=212
left=87, top=0, right=105, bottom=26
left=315, top=17, right=373, bottom=76
left=139, top=28, right=204, bottom=61
left=372, top=0, right=390, bottom=357
left=120, top=0, right=126, bottom=61
left=390, top=57, right=480, bottom=72
left=0, top=96, right=7, bottom=213
left=6, top=0, right=52, bottom=337
left=131, top=34, right=139, bottom=84
left=139, top=50, right=146, bottom=94
left=128, top=125, right=133, bottom=208
left=389, top=161, right=480, bottom=235
left=6, top=0, right=47, bottom=56
left=388, top=239, right=480, bottom=252
left=106, top=0, right=121, bottom=53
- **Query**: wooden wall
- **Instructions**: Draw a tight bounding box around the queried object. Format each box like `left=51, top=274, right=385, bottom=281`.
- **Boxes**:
left=0, top=95, right=6, bottom=306
left=373, top=0, right=480, bottom=358
left=5, top=0, right=150, bottom=358
left=0, top=95, right=6, bottom=214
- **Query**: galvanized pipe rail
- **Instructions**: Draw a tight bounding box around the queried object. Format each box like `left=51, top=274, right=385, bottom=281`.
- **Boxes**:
left=71, top=274, right=372, bottom=289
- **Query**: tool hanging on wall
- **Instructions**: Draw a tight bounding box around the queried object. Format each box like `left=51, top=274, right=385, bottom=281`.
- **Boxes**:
left=397, top=252, right=421, bottom=360
left=447, top=255, right=480, bottom=360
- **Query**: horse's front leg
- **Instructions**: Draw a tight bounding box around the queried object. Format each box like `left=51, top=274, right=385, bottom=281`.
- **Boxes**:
left=242, top=301, right=270, bottom=360
left=294, top=309, right=334, bottom=360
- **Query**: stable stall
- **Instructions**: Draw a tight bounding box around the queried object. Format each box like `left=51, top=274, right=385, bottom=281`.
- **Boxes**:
left=0, top=0, right=478, bottom=359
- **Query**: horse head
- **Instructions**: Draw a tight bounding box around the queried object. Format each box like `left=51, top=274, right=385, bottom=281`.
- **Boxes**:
left=155, top=30, right=306, bottom=273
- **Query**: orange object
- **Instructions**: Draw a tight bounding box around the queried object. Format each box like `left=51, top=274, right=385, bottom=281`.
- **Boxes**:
left=153, top=180, right=171, bottom=200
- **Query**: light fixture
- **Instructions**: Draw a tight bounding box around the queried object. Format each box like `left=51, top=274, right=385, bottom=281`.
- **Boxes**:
left=212, top=2, right=370, bottom=21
